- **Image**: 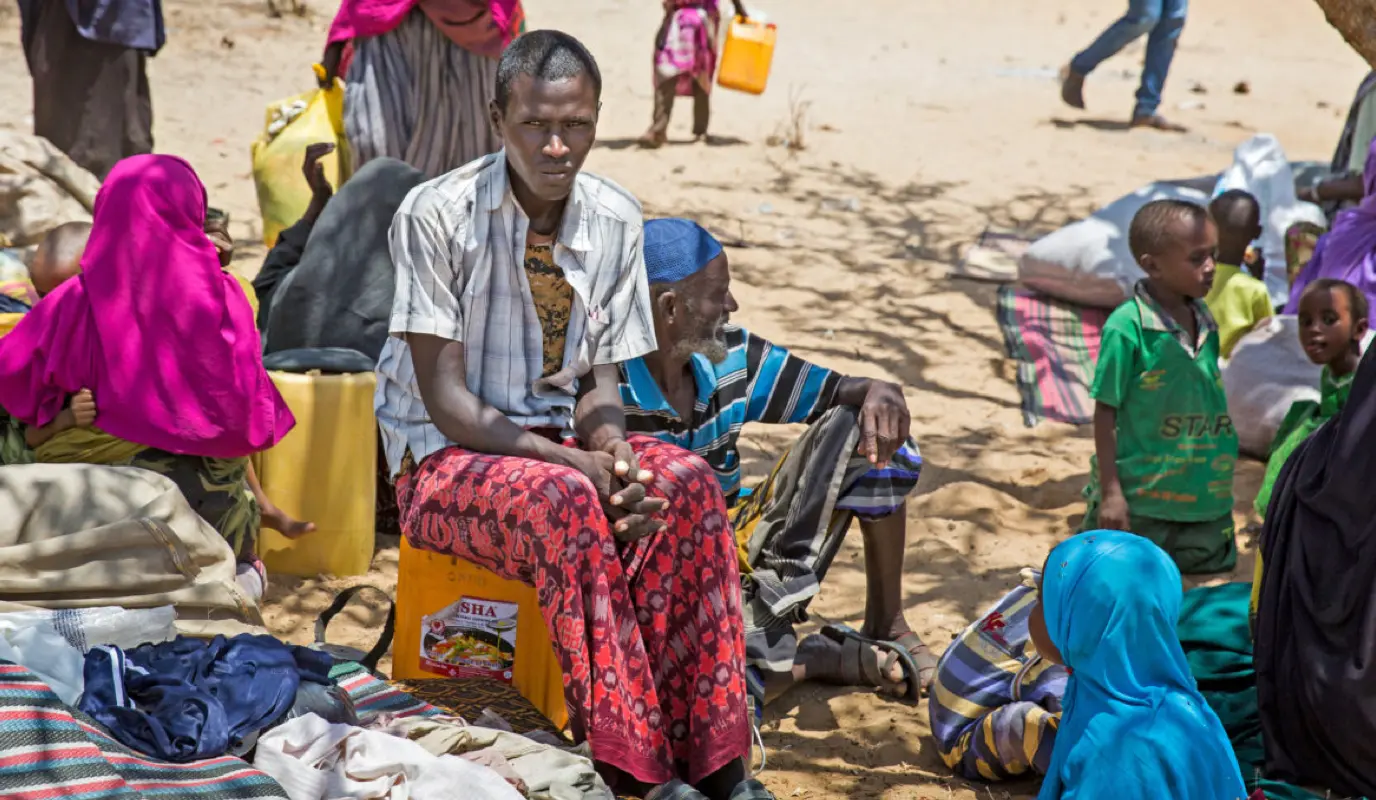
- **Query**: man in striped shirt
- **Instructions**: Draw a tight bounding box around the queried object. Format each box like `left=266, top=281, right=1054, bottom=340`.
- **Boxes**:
left=620, top=218, right=935, bottom=704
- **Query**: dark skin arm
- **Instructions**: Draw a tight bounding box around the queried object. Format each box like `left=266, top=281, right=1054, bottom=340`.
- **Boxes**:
left=25, top=388, right=95, bottom=448
left=1092, top=401, right=1130, bottom=531
left=407, top=335, right=665, bottom=539
left=319, top=41, right=346, bottom=87
left=575, top=365, right=668, bottom=537
left=832, top=376, right=911, bottom=468
left=1299, top=173, right=1365, bottom=205
left=732, top=0, right=748, bottom=18
left=300, top=142, right=335, bottom=224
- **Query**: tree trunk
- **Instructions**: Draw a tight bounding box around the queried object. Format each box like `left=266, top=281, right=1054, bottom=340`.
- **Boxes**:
left=1313, top=0, right=1376, bottom=69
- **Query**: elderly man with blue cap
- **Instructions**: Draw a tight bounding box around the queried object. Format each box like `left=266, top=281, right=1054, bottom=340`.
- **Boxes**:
left=619, top=218, right=935, bottom=704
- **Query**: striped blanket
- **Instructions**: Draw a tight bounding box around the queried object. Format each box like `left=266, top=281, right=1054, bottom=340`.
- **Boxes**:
left=996, top=286, right=1110, bottom=427
left=0, top=660, right=440, bottom=800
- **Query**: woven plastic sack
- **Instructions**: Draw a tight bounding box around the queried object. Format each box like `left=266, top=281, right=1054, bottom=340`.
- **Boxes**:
left=0, top=132, right=98, bottom=247
left=1212, top=135, right=1327, bottom=307
left=1018, top=182, right=1209, bottom=309
left=251, top=68, right=350, bottom=247
left=1223, top=316, right=1321, bottom=458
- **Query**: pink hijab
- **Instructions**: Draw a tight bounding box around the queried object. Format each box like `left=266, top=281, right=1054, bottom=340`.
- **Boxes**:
left=327, top=0, right=523, bottom=60
left=0, top=155, right=294, bottom=459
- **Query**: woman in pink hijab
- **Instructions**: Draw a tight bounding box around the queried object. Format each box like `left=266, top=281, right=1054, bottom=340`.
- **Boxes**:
left=319, top=0, right=524, bottom=178
left=0, top=155, right=296, bottom=579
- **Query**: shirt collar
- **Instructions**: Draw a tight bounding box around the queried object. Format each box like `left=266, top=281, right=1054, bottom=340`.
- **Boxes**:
left=1133, top=279, right=1216, bottom=352
left=623, top=355, right=720, bottom=417
left=481, top=149, right=594, bottom=252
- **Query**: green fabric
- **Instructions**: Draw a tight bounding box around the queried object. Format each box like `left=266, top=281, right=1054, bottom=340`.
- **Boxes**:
left=0, top=410, right=33, bottom=466
left=1088, top=288, right=1237, bottom=522
left=1254, top=368, right=1354, bottom=519
left=1081, top=497, right=1238, bottom=574
left=1349, top=90, right=1376, bottom=176
left=1179, top=583, right=1348, bottom=800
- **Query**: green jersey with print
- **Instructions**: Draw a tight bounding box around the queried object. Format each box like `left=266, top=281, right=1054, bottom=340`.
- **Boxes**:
left=1088, top=285, right=1238, bottom=522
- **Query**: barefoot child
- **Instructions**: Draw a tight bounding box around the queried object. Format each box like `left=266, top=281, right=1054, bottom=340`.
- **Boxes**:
left=0, top=158, right=312, bottom=596
left=1253, top=279, right=1368, bottom=519
left=1204, top=190, right=1273, bottom=359
left=1027, top=531, right=1249, bottom=799
left=1083, top=199, right=1239, bottom=574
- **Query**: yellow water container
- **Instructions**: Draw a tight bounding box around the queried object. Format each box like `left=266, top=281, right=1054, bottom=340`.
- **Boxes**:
left=394, top=538, right=569, bottom=730
left=717, top=16, right=777, bottom=95
left=256, top=370, right=377, bottom=577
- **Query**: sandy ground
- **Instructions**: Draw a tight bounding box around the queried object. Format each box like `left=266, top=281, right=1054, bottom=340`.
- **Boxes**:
left=0, top=0, right=1369, bottom=796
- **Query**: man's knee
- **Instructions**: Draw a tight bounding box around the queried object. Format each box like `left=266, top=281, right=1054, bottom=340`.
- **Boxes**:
left=1121, top=0, right=1164, bottom=33
left=524, top=465, right=601, bottom=514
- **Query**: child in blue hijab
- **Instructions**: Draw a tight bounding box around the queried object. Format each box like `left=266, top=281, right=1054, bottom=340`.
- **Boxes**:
left=1028, top=531, right=1248, bottom=800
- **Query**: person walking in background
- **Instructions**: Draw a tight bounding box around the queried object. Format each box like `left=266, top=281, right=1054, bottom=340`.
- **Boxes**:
left=1059, top=0, right=1189, bottom=132
left=638, top=0, right=747, bottom=149
left=17, top=0, right=162, bottom=179
left=320, top=0, right=525, bottom=178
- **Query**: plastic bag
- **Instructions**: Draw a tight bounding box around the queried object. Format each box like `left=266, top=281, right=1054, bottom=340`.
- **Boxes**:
left=0, top=606, right=177, bottom=704
left=1212, top=135, right=1327, bottom=306
left=1018, top=182, right=1209, bottom=309
left=251, top=67, right=350, bottom=247
left=1223, top=316, right=1322, bottom=458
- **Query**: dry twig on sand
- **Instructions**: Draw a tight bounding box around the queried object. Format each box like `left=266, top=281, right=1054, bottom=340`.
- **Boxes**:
left=767, top=87, right=812, bottom=153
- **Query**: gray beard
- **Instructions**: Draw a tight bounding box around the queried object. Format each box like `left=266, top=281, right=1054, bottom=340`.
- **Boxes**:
left=672, top=336, right=728, bottom=364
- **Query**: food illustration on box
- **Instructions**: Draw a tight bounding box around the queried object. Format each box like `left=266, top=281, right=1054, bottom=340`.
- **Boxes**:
left=420, top=596, right=518, bottom=681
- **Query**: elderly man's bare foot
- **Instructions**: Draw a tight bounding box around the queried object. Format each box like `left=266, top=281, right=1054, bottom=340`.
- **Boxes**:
left=1060, top=67, right=1086, bottom=110
left=1130, top=114, right=1188, bottom=132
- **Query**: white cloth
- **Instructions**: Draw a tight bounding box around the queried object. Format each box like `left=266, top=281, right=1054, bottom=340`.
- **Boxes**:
left=0, top=605, right=177, bottom=705
left=376, top=715, right=614, bottom=800
left=0, top=615, right=83, bottom=704
left=1211, top=134, right=1328, bottom=305
left=254, top=713, right=524, bottom=800
left=375, top=150, right=657, bottom=476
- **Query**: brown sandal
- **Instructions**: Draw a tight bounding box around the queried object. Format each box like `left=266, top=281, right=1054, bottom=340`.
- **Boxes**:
left=811, top=624, right=932, bottom=703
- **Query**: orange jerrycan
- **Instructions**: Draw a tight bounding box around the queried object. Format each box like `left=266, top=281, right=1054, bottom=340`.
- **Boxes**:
left=717, top=15, right=777, bottom=95
left=256, top=361, right=377, bottom=578
left=394, top=538, right=569, bottom=730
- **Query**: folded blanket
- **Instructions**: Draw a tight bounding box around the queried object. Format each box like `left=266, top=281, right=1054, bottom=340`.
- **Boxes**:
left=996, top=286, right=1109, bottom=427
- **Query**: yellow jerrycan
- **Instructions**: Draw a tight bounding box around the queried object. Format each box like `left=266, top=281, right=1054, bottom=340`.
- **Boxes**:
left=393, top=538, right=569, bottom=730
left=717, top=15, right=777, bottom=95
left=256, top=352, right=377, bottom=578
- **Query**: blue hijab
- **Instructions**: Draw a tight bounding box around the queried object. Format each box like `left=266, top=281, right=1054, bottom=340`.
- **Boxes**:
left=1037, top=531, right=1247, bottom=800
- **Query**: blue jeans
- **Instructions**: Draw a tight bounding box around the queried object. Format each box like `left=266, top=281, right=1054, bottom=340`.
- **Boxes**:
left=1069, top=0, right=1188, bottom=118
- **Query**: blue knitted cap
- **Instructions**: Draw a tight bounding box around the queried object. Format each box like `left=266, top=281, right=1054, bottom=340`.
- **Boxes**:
left=644, top=218, right=723, bottom=284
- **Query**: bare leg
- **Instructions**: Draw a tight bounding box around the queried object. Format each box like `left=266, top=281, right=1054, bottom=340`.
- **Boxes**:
left=247, top=459, right=316, bottom=537
left=691, top=80, right=710, bottom=139
left=859, top=504, right=914, bottom=641
left=769, top=504, right=932, bottom=700
left=638, top=80, right=676, bottom=148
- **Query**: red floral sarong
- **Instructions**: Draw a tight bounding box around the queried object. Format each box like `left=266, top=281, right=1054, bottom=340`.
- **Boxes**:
left=396, top=435, right=748, bottom=785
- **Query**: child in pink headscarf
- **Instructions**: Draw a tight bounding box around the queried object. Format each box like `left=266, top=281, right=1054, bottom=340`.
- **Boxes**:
left=638, top=0, right=747, bottom=149
left=0, top=155, right=306, bottom=592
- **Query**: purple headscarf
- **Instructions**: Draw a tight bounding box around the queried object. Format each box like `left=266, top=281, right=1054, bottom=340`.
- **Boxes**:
left=1285, top=138, right=1376, bottom=326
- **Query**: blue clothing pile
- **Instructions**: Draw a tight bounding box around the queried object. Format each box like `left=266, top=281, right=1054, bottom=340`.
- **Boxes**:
left=79, top=634, right=333, bottom=762
left=0, top=295, right=30, bottom=314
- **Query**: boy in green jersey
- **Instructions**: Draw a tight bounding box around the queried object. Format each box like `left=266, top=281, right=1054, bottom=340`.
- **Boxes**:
left=1083, top=199, right=1240, bottom=574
